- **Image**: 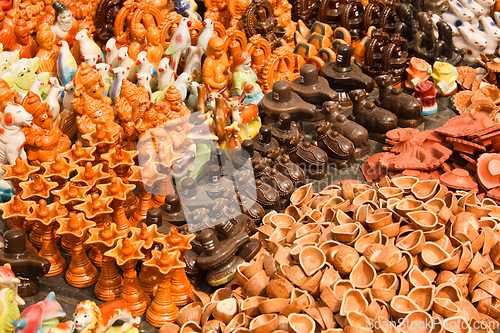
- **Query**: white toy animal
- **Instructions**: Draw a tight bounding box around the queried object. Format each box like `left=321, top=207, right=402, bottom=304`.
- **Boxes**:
left=116, top=46, right=135, bottom=82
left=197, top=19, right=214, bottom=54
left=105, top=37, right=118, bottom=66
left=478, top=16, right=500, bottom=54
left=458, top=0, right=484, bottom=27
left=93, top=63, right=112, bottom=96
left=158, top=57, right=176, bottom=90
left=187, top=81, right=199, bottom=111
left=29, top=79, right=43, bottom=98
left=454, top=22, right=488, bottom=62
left=173, top=72, right=190, bottom=101
left=442, top=0, right=475, bottom=30
left=81, top=54, right=100, bottom=66
left=476, top=0, right=495, bottom=17
left=62, top=82, right=74, bottom=115
left=109, top=66, right=128, bottom=104
left=0, top=50, right=19, bottom=76
left=134, top=73, right=153, bottom=95
left=432, top=14, right=458, bottom=38
left=75, top=29, right=104, bottom=60
left=44, top=77, right=62, bottom=124
left=135, top=51, right=157, bottom=89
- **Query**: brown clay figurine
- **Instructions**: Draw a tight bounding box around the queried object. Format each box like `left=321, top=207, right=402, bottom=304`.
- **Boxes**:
left=265, top=147, right=306, bottom=187
left=234, top=169, right=281, bottom=212
left=0, top=229, right=50, bottom=297
left=282, top=133, right=328, bottom=179
left=395, top=3, right=416, bottom=51
left=434, top=20, right=463, bottom=66
left=253, top=157, right=294, bottom=207
left=413, top=12, right=436, bottom=62
left=323, top=100, right=371, bottom=158
left=252, top=125, right=279, bottom=155
left=320, top=44, right=374, bottom=105
left=261, top=81, right=316, bottom=121
left=162, top=193, right=186, bottom=227
left=271, top=112, right=301, bottom=145
left=203, top=36, right=230, bottom=93
left=178, top=177, right=212, bottom=211
left=375, top=74, right=424, bottom=128
left=314, top=122, right=356, bottom=169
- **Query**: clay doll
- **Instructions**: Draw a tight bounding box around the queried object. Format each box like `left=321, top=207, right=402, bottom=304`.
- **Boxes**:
left=35, top=26, right=58, bottom=77
left=232, top=50, right=264, bottom=105
left=434, top=20, right=463, bottom=66
left=10, top=19, right=37, bottom=59
left=394, top=3, right=416, bottom=51
left=49, top=1, right=78, bottom=47
left=202, top=36, right=230, bottom=93
left=128, top=23, right=147, bottom=62
left=0, top=9, right=14, bottom=51
left=145, top=27, right=163, bottom=69
left=423, top=0, right=449, bottom=14
left=413, top=11, right=436, bottom=62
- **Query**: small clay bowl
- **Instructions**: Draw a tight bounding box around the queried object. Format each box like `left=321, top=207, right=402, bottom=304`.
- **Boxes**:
left=290, top=243, right=316, bottom=262
left=242, top=261, right=264, bottom=279
left=224, top=313, right=250, bottom=332
left=212, top=298, right=238, bottom=324
left=391, top=176, right=419, bottom=192
left=340, top=289, right=368, bottom=316
left=433, top=297, right=460, bottom=318
left=333, top=246, right=360, bottom=275
left=179, top=321, right=202, bottom=333
left=270, top=214, right=296, bottom=228
left=288, top=313, right=316, bottom=333
left=421, top=242, right=451, bottom=267
left=269, top=227, right=292, bottom=247
left=407, top=285, right=434, bottom=312
left=258, top=298, right=290, bottom=314
left=286, top=265, right=309, bottom=286
left=323, top=197, right=350, bottom=213
left=389, top=296, right=420, bottom=319
left=354, top=230, right=383, bottom=254
left=299, top=245, right=326, bottom=276
left=395, top=199, right=424, bottom=217
left=291, top=184, right=314, bottom=207
left=407, top=266, right=432, bottom=289
left=249, top=314, right=279, bottom=333
left=240, top=296, right=266, bottom=318
left=371, top=245, right=402, bottom=270
left=396, top=230, right=425, bottom=255
left=349, top=257, right=377, bottom=289
left=411, top=179, right=443, bottom=202
left=407, top=211, right=439, bottom=231
left=378, top=222, right=401, bottom=238
left=345, top=311, right=372, bottom=333
left=332, top=223, right=361, bottom=244
left=423, top=223, right=446, bottom=242
left=397, top=310, right=432, bottom=333
left=366, top=212, right=393, bottom=230
left=381, top=251, right=412, bottom=275
left=295, top=223, right=321, bottom=240
left=377, top=187, right=404, bottom=200
left=352, top=189, right=377, bottom=206
left=263, top=211, right=277, bottom=225
left=244, top=270, right=270, bottom=297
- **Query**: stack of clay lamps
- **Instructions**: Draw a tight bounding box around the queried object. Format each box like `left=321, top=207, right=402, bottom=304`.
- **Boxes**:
left=0, top=195, right=36, bottom=249
left=41, top=155, right=78, bottom=191
left=55, top=211, right=97, bottom=288
left=143, top=249, right=186, bottom=327
left=96, top=176, right=135, bottom=234
left=81, top=124, right=119, bottom=164
left=71, top=162, right=110, bottom=194
left=60, top=140, right=96, bottom=166
left=52, top=181, right=91, bottom=253
left=453, top=82, right=500, bottom=121
left=25, top=200, right=67, bottom=277
left=130, top=222, right=165, bottom=298
left=165, top=178, right=500, bottom=333
left=74, top=192, right=113, bottom=267
left=161, top=226, right=195, bottom=306
left=128, top=162, right=166, bottom=228
left=19, top=174, right=58, bottom=248
left=86, top=221, right=127, bottom=301
left=104, top=235, right=150, bottom=317
left=145, top=143, right=183, bottom=208
left=1, top=156, right=39, bottom=195
left=101, top=145, right=139, bottom=219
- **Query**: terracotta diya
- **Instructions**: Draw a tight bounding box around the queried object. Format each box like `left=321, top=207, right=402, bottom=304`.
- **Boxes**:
left=41, top=155, right=78, bottom=189
left=60, top=140, right=96, bottom=166
left=96, top=176, right=135, bottom=234
left=0, top=195, right=36, bottom=249
left=19, top=175, right=58, bottom=201
left=1, top=157, right=39, bottom=195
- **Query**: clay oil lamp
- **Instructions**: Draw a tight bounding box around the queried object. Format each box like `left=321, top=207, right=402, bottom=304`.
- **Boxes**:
left=104, top=236, right=150, bottom=317
left=41, top=155, right=78, bottom=189
left=82, top=123, right=119, bottom=162
left=0, top=229, right=50, bottom=297
left=2, top=157, right=39, bottom=195
left=19, top=174, right=58, bottom=201
left=128, top=163, right=166, bottom=228
left=86, top=221, right=127, bottom=301
left=0, top=195, right=35, bottom=248
left=143, top=249, right=185, bottom=327
left=162, top=226, right=196, bottom=306
left=55, top=211, right=97, bottom=288
left=60, top=140, right=96, bottom=166
left=101, top=145, right=139, bottom=218
left=96, top=176, right=135, bottom=234
left=440, top=169, right=478, bottom=191
left=130, top=222, right=164, bottom=298
left=25, top=200, right=68, bottom=277
left=74, top=192, right=114, bottom=266
left=72, top=162, right=110, bottom=190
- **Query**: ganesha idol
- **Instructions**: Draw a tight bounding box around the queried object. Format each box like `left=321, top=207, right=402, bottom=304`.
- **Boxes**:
left=21, top=91, right=71, bottom=165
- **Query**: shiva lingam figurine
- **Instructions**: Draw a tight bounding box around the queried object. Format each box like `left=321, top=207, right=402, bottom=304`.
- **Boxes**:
left=323, top=101, right=371, bottom=158
left=320, top=44, right=375, bottom=106
left=143, top=249, right=185, bottom=327
left=413, top=80, right=438, bottom=115
left=161, top=193, right=186, bottom=227
left=21, top=91, right=71, bottom=166
left=430, top=61, right=458, bottom=96
left=104, top=236, right=151, bottom=317
left=232, top=140, right=261, bottom=171
left=0, top=229, right=50, bottom=297
left=405, top=57, right=430, bottom=91
left=178, top=177, right=212, bottom=212
left=0, top=196, right=36, bottom=249
left=56, top=211, right=97, bottom=288
left=261, top=80, right=316, bottom=121
left=196, top=227, right=249, bottom=286
left=25, top=199, right=67, bottom=277
left=86, top=221, right=126, bottom=301
left=129, top=220, right=164, bottom=298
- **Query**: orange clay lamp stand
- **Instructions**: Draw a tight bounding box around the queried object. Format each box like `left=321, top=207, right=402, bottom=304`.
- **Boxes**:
left=162, top=226, right=195, bottom=306
left=143, top=248, right=185, bottom=327
left=53, top=181, right=91, bottom=253
left=86, top=221, right=127, bottom=301
left=71, top=162, right=110, bottom=194
left=130, top=222, right=164, bottom=298
left=102, top=145, right=139, bottom=219
left=60, top=140, right=96, bottom=166
left=41, top=155, right=78, bottom=191
left=105, top=237, right=150, bottom=317
left=74, top=192, right=114, bottom=267
left=0, top=195, right=36, bottom=249
left=2, top=156, right=39, bottom=195
left=56, top=211, right=97, bottom=288
left=128, top=162, right=166, bottom=228
left=82, top=124, right=119, bottom=165
left=25, top=200, right=68, bottom=277
left=97, top=176, right=135, bottom=234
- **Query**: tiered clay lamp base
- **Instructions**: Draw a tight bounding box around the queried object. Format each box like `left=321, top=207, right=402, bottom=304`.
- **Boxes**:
left=105, top=237, right=151, bottom=317
left=97, top=176, right=135, bottom=234
left=143, top=249, right=185, bottom=327
left=86, top=221, right=126, bottom=301
left=0, top=196, right=36, bottom=250
left=56, top=212, right=98, bottom=288
left=1, top=157, right=40, bottom=196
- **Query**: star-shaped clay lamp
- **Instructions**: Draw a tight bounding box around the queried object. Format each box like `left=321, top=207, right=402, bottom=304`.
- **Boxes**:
left=60, top=140, right=96, bottom=165
left=129, top=163, right=166, bottom=190
left=105, top=237, right=145, bottom=266
left=56, top=211, right=96, bottom=239
left=74, top=192, right=113, bottom=220
left=72, top=162, right=110, bottom=188
left=150, top=144, right=183, bottom=172
left=87, top=221, right=128, bottom=248
left=25, top=200, right=68, bottom=226
left=82, top=123, right=118, bottom=147
left=130, top=223, right=164, bottom=252
left=19, top=174, right=58, bottom=200
left=162, top=226, right=195, bottom=254
left=2, top=157, right=40, bottom=182
left=96, top=176, right=135, bottom=202
left=52, top=181, right=91, bottom=207
left=143, top=249, right=185, bottom=326
left=41, top=155, right=77, bottom=180
left=0, top=195, right=35, bottom=220
left=101, top=145, right=138, bottom=171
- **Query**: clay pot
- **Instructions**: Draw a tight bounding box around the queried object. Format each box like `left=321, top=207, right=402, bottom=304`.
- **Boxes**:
left=396, top=230, right=426, bottom=255
left=269, top=227, right=292, bottom=247
left=407, top=266, right=432, bottom=289
left=407, top=211, right=439, bottom=231
left=349, top=257, right=377, bottom=289
left=291, top=243, right=316, bottom=262
left=340, top=289, right=368, bottom=316
left=299, top=246, right=326, bottom=276
left=421, top=242, right=452, bottom=267
left=352, top=189, right=378, bottom=206
left=443, top=316, right=470, bottom=333
left=258, top=298, right=290, bottom=314
left=333, top=246, right=360, bottom=275
left=249, top=314, right=279, bottom=333
left=291, top=184, right=314, bottom=207
left=244, top=270, right=270, bottom=297
left=424, top=198, right=453, bottom=224
left=335, top=210, right=354, bottom=225
left=407, top=285, right=434, bottom=311
left=286, top=265, right=309, bottom=286
left=241, top=296, right=266, bottom=317
left=288, top=313, right=316, bottom=333
left=242, top=261, right=264, bottom=279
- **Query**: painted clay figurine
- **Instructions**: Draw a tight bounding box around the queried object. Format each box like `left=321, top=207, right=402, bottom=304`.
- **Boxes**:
left=413, top=80, right=438, bottom=115
left=13, top=292, right=65, bottom=333
left=431, top=61, right=459, bottom=96
left=0, top=10, right=14, bottom=51
left=56, top=40, right=76, bottom=87
left=49, top=1, right=78, bottom=47
left=145, top=27, right=163, bottom=69
left=454, top=22, right=487, bottom=63
left=73, top=299, right=140, bottom=333
left=202, top=36, right=229, bottom=93
left=232, top=50, right=264, bottom=105
left=164, top=17, right=192, bottom=73
left=35, top=27, right=58, bottom=78
left=405, top=57, right=430, bottom=91
left=128, top=24, right=146, bottom=62
left=10, top=20, right=37, bottom=59
left=0, top=263, right=24, bottom=333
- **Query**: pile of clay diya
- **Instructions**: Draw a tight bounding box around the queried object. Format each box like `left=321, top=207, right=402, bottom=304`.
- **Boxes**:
left=362, top=112, right=500, bottom=201
left=161, top=177, right=500, bottom=333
